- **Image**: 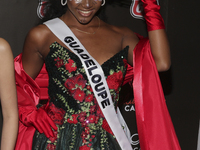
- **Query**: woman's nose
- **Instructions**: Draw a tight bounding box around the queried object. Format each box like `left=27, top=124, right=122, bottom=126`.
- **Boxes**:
left=81, top=0, right=93, bottom=8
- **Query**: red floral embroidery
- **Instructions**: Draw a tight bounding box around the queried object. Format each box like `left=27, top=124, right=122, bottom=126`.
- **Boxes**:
left=102, top=119, right=113, bottom=135
left=46, top=143, right=56, bottom=150
left=94, top=116, right=99, bottom=124
left=86, top=85, right=93, bottom=92
left=96, top=104, right=104, bottom=117
left=67, top=114, right=78, bottom=124
left=49, top=131, right=58, bottom=143
left=87, top=115, right=96, bottom=123
left=85, top=94, right=94, bottom=102
left=81, top=131, right=87, bottom=139
left=81, top=122, right=87, bottom=127
left=79, top=145, right=91, bottom=150
left=79, top=116, right=86, bottom=123
left=54, top=57, right=64, bottom=68
left=85, top=127, right=90, bottom=134
left=89, top=105, right=96, bottom=113
left=73, top=88, right=85, bottom=102
left=79, top=112, right=87, bottom=117
left=65, top=59, right=77, bottom=73
left=106, top=71, right=123, bottom=91
left=47, top=103, right=65, bottom=125
left=64, top=74, right=86, bottom=101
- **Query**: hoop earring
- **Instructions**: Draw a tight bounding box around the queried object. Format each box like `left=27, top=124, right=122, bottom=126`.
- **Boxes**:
left=101, top=0, right=105, bottom=6
left=61, top=0, right=67, bottom=6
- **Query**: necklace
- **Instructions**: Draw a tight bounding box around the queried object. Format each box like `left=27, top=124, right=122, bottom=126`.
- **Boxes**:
left=75, top=16, right=100, bottom=34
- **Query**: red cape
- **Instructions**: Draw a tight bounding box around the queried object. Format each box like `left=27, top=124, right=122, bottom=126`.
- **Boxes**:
left=14, top=38, right=181, bottom=149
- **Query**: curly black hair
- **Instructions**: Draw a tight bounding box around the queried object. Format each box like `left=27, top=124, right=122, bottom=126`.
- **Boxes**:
left=41, top=0, right=68, bottom=22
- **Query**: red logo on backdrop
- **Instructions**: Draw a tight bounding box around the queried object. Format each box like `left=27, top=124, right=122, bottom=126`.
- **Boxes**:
left=37, top=0, right=49, bottom=19
left=130, top=0, right=159, bottom=19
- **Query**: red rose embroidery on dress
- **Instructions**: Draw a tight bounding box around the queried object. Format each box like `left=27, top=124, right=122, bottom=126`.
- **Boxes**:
left=47, top=103, right=65, bottom=125
left=54, top=57, right=64, bottom=68
left=79, top=111, right=87, bottom=117
left=87, top=115, right=96, bottom=123
left=102, top=119, right=113, bottom=135
left=106, top=71, right=123, bottom=91
left=67, top=114, right=78, bottom=124
left=46, top=143, right=56, bottom=150
left=85, top=94, right=94, bottom=102
left=96, top=104, right=104, bottom=117
left=65, top=59, right=77, bottom=73
left=89, top=105, right=96, bottom=113
left=73, top=88, right=85, bottom=102
left=64, top=74, right=86, bottom=101
left=49, top=130, right=58, bottom=143
left=79, top=145, right=91, bottom=150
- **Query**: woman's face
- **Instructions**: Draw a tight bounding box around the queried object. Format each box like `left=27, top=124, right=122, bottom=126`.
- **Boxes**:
left=67, top=0, right=102, bottom=24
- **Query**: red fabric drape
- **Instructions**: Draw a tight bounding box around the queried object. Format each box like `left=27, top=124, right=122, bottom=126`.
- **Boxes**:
left=132, top=38, right=181, bottom=149
left=14, top=54, right=39, bottom=150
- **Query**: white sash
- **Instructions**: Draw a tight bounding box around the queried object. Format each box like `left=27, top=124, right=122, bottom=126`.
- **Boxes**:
left=44, top=18, right=132, bottom=150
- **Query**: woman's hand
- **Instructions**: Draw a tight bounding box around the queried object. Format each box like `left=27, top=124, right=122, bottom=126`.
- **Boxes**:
left=25, top=108, right=58, bottom=138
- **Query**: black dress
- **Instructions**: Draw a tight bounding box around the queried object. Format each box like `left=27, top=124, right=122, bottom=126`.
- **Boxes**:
left=32, top=42, right=129, bottom=150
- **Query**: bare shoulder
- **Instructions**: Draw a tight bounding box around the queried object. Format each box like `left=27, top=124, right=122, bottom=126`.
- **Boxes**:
left=0, top=38, right=13, bottom=59
left=0, top=38, right=11, bottom=52
left=25, top=24, right=51, bottom=47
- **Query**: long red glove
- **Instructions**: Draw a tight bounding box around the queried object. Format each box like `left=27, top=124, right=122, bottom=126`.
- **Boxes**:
left=141, top=0, right=165, bottom=31
left=23, top=107, right=57, bottom=138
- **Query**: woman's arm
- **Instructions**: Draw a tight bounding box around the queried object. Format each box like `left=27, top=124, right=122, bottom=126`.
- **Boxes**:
left=0, top=38, right=18, bottom=150
left=124, top=0, right=170, bottom=72
left=148, top=29, right=170, bottom=71
left=142, top=0, right=170, bottom=71
left=20, top=26, right=57, bottom=138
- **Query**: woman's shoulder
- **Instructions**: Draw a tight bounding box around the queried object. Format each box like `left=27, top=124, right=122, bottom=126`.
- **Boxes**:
left=0, top=38, right=13, bottom=62
left=0, top=38, right=12, bottom=53
left=26, top=24, right=51, bottom=42
left=103, top=23, right=139, bottom=49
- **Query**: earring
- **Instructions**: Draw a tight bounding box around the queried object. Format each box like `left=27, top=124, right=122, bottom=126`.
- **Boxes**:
left=101, top=0, right=105, bottom=6
left=61, top=0, right=67, bottom=6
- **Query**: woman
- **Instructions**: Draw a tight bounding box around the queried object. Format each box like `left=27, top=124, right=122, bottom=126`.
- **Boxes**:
left=15, top=0, right=180, bottom=149
left=0, top=38, right=18, bottom=150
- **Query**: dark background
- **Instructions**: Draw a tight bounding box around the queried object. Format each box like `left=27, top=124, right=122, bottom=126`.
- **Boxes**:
left=0, top=0, right=199, bottom=149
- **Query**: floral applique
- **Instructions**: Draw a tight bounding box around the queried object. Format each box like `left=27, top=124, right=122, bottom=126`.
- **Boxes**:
left=46, top=143, right=56, bottom=150
left=47, top=102, right=65, bottom=125
left=64, top=74, right=86, bottom=102
left=54, top=57, right=64, bottom=68
left=65, top=59, right=77, bottom=73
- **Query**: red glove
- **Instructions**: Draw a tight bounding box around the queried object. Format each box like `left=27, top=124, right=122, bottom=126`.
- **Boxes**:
left=23, top=108, right=58, bottom=138
left=141, top=0, right=165, bottom=31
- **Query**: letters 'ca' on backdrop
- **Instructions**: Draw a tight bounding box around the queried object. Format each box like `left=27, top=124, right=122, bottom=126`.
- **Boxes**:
left=0, top=0, right=199, bottom=149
